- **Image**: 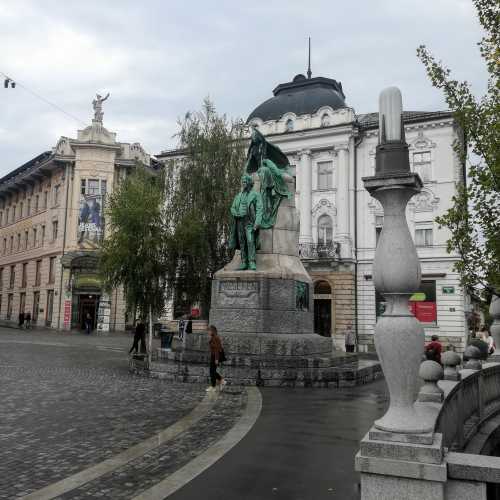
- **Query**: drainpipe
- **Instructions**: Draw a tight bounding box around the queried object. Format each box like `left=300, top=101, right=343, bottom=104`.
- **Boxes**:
left=353, top=130, right=364, bottom=350
left=56, top=161, right=73, bottom=330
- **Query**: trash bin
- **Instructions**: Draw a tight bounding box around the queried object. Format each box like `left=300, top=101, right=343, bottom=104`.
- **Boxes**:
left=159, top=326, right=174, bottom=351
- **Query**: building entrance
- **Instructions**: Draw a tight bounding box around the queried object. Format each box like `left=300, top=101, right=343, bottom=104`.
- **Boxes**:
left=78, top=295, right=99, bottom=330
left=314, top=280, right=333, bottom=337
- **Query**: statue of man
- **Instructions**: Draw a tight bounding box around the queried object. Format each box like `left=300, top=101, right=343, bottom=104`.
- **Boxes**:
left=229, top=174, right=263, bottom=271
left=92, top=93, right=110, bottom=122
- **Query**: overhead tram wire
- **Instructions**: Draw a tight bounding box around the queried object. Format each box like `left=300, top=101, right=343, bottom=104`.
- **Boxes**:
left=0, top=70, right=88, bottom=127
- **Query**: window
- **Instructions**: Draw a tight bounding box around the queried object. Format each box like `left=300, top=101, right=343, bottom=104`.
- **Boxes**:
left=21, top=263, right=27, bottom=288
left=9, top=236, right=13, bottom=253
left=317, top=161, right=333, bottom=190
left=87, top=179, right=100, bottom=195
left=43, top=191, right=48, bottom=209
left=46, top=290, right=54, bottom=326
left=7, top=294, right=13, bottom=320
left=48, top=257, right=56, bottom=284
left=16, top=233, right=21, bottom=251
left=27, top=198, right=31, bottom=216
left=413, top=151, right=432, bottom=182
left=317, top=214, right=333, bottom=245
left=53, top=185, right=60, bottom=205
left=35, top=260, right=41, bottom=287
left=0, top=268, right=3, bottom=289
left=285, top=119, right=294, bottom=132
left=33, top=228, right=37, bottom=247
left=24, top=230, right=28, bottom=249
left=409, top=280, right=437, bottom=324
left=321, top=114, right=330, bottom=127
left=52, top=220, right=58, bottom=241
left=12, top=205, right=16, bottom=222
left=375, top=215, right=384, bottom=246
left=9, top=265, right=15, bottom=289
left=101, top=180, right=107, bottom=195
left=33, top=291, right=40, bottom=322
left=19, top=292, right=26, bottom=314
left=41, top=225, right=46, bottom=246
left=2, top=239, right=6, bottom=255
left=39, top=183, right=43, bottom=193
left=4, top=208, right=8, bottom=224
left=0, top=211, right=3, bottom=226
left=35, top=195, right=39, bottom=212
left=415, top=227, right=433, bottom=247
left=0, top=295, right=2, bottom=315
left=20, top=202, right=23, bottom=218
left=81, top=179, right=86, bottom=195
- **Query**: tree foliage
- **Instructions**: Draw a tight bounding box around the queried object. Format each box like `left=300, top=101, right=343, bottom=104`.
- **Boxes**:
left=417, top=0, right=500, bottom=296
left=164, top=98, right=246, bottom=317
left=99, top=165, right=167, bottom=319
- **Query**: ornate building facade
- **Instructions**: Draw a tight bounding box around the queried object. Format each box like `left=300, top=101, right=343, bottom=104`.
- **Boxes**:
left=0, top=99, right=155, bottom=331
left=243, top=73, right=467, bottom=352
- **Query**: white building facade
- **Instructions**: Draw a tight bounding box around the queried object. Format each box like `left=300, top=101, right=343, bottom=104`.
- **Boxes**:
left=246, top=73, right=468, bottom=352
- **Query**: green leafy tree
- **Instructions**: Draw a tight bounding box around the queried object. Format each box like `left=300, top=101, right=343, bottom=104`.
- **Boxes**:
left=100, top=164, right=167, bottom=354
left=164, top=99, right=246, bottom=318
left=417, top=0, right=500, bottom=297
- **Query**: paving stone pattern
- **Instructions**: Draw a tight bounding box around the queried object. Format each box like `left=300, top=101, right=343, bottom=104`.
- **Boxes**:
left=0, top=329, right=206, bottom=499
left=56, top=390, right=248, bottom=499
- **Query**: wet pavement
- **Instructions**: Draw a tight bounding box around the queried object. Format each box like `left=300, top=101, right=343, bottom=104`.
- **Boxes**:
left=0, top=327, right=388, bottom=499
left=170, top=381, right=388, bottom=500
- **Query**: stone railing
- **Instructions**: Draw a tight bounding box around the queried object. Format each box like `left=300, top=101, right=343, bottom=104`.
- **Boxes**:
left=435, top=363, right=500, bottom=452
left=298, top=242, right=340, bottom=260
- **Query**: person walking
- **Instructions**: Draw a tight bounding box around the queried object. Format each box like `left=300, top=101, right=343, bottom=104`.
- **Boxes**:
left=25, top=312, right=31, bottom=329
left=207, top=325, right=226, bottom=393
left=425, top=335, right=443, bottom=364
left=129, top=321, right=146, bottom=354
left=345, top=324, right=356, bottom=353
left=85, top=313, right=92, bottom=335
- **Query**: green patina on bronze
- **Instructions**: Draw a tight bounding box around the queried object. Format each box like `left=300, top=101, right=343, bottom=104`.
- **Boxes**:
left=245, top=128, right=291, bottom=229
left=229, top=174, right=263, bottom=271
left=295, top=281, right=309, bottom=311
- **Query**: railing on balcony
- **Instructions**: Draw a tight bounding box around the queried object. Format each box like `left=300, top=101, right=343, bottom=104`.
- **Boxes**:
left=298, top=242, right=340, bottom=260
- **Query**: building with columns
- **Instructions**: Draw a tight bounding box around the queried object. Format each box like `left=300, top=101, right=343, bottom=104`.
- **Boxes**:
left=243, top=73, right=468, bottom=352
left=0, top=99, right=155, bottom=331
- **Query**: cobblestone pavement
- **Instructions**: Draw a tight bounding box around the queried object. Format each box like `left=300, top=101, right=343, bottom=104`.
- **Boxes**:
left=0, top=328, right=246, bottom=499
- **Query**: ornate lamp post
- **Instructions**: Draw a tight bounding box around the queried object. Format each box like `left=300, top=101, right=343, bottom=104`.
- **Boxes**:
left=363, top=87, right=431, bottom=434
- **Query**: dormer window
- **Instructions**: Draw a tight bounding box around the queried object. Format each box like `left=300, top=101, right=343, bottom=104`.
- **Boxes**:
left=321, top=114, right=330, bottom=127
left=285, top=119, right=294, bottom=132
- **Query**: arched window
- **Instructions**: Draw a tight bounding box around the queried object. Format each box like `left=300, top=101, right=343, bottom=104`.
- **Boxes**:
left=321, top=114, right=330, bottom=127
left=285, top=119, right=294, bottom=132
left=317, top=214, right=333, bottom=245
left=314, top=280, right=332, bottom=295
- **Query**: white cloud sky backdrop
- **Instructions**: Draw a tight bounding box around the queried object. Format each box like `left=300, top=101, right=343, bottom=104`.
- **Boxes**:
left=0, top=0, right=487, bottom=175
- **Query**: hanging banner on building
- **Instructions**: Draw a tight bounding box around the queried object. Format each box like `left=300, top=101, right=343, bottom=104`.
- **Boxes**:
left=78, top=194, right=103, bottom=245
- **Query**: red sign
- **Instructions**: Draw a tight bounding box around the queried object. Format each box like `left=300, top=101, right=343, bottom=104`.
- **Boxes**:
left=190, top=308, right=200, bottom=318
left=63, top=300, right=72, bottom=328
left=409, top=301, right=437, bottom=323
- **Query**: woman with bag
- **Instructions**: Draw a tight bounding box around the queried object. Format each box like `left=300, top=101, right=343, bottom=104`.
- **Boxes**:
left=206, top=325, right=226, bottom=393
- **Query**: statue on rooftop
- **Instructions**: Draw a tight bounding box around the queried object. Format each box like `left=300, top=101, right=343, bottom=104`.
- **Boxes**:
left=245, top=127, right=291, bottom=229
left=92, top=93, right=110, bottom=123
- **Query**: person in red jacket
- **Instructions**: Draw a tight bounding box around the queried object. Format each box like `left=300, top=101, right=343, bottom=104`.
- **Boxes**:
left=207, top=325, right=226, bottom=393
left=425, top=335, right=443, bottom=364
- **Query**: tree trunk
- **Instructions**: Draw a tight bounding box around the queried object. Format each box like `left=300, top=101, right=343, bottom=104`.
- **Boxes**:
left=148, top=305, right=153, bottom=367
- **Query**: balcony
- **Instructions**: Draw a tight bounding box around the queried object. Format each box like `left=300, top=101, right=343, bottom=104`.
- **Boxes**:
left=298, top=242, right=340, bottom=260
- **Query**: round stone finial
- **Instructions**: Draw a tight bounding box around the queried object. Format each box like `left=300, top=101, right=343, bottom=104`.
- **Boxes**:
left=442, top=350, right=461, bottom=367
left=464, top=345, right=482, bottom=370
left=419, top=360, right=443, bottom=382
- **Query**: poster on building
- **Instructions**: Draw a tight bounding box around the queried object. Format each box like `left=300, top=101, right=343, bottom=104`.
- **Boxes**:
left=63, top=300, right=72, bottom=330
left=78, top=194, right=103, bottom=245
left=97, top=293, right=111, bottom=334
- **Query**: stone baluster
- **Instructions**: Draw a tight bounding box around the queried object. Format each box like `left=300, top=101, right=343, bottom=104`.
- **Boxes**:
left=442, top=350, right=461, bottom=381
left=362, top=87, right=430, bottom=434
left=299, top=149, right=312, bottom=243
left=463, top=345, right=482, bottom=370
left=418, top=360, right=444, bottom=403
left=490, top=294, right=500, bottom=354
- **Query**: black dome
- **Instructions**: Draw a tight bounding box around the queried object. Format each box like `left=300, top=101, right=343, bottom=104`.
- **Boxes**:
left=247, top=75, right=346, bottom=123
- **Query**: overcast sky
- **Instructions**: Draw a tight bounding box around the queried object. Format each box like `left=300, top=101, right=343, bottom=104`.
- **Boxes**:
left=0, top=0, right=487, bottom=176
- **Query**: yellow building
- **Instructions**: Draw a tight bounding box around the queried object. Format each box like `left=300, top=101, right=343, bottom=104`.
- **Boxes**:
left=0, top=97, right=155, bottom=331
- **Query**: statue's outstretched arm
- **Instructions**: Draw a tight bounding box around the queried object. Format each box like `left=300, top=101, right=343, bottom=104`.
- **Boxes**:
left=102, top=93, right=110, bottom=102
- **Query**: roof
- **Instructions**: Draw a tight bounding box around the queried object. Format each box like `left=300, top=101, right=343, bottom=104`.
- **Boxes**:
left=0, top=151, right=53, bottom=186
left=247, top=74, right=347, bottom=123
left=356, top=110, right=453, bottom=129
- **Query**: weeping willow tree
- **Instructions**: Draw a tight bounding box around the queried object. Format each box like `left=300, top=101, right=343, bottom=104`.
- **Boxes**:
left=164, top=99, right=247, bottom=318
left=100, top=164, right=167, bottom=356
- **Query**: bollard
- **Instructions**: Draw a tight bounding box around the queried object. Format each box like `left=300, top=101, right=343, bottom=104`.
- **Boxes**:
left=418, top=360, right=444, bottom=403
left=442, top=350, right=461, bottom=381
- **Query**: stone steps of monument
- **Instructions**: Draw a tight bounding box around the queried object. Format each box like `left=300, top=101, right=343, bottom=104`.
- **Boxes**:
left=139, top=351, right=382, bottom=388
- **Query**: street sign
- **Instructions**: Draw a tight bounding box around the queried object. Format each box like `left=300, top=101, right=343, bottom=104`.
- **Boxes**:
left=442, top=286, right=455, bottom=294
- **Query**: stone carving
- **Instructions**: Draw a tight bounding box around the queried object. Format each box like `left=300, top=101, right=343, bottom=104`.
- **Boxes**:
left=409, top=130, right=436, bottom=150
left=410, top=190, right=439, bottom=212
left=92, top=93, right=109, bottom=123
left=312, top=199, right=337, bottom=216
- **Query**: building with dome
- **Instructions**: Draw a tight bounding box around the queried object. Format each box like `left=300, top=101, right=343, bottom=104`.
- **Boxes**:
left=242, top=71, right=468, bottom=352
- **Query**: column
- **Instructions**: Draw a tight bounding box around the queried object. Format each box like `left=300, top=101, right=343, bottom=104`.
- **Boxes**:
left=299, top=149, right=312, bottom=243
left=336, top=144, right=351, bottom=258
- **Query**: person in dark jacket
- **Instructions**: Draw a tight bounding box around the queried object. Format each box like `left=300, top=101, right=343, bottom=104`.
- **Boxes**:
left=129, top=321, right=146, bottom=354
left=206, top=325, right=225, bottom=392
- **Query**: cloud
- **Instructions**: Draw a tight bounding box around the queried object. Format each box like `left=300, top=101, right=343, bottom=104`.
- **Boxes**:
left=0, top=0, right=488, bottom=175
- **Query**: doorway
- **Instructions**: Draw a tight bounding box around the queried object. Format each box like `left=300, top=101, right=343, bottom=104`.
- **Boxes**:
left=314, top=280, right=333, bottom=337
left=78, top=295, right=99, bottom=330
